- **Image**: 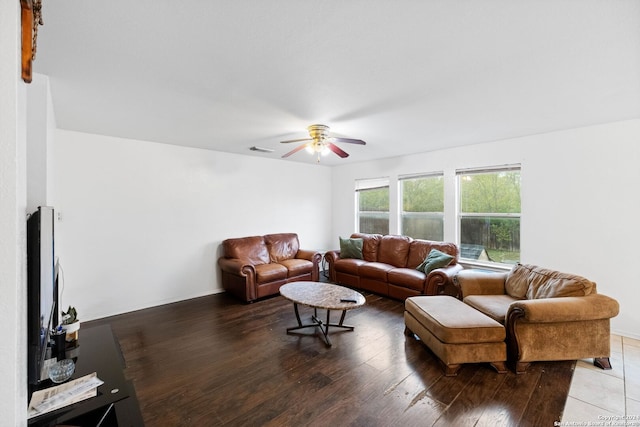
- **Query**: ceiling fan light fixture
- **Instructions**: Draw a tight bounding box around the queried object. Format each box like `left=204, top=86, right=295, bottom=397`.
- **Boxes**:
left=305, top=141, right=328, bottom=154
left=280, top=124, right=366, bottom=162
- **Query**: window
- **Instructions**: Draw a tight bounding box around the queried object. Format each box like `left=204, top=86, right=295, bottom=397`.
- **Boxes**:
left=457, top=166, right=521, bottom=264
left=399, top=173, right=444, bottom=240
left=356, top=178, right=389, bottom=235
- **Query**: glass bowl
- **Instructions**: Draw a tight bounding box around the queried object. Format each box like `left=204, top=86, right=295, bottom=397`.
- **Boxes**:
left=49, top=359, right=75, bottom=383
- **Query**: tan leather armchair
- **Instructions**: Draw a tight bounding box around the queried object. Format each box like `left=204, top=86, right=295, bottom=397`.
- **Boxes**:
left=455, top=264, right=619, bottom=373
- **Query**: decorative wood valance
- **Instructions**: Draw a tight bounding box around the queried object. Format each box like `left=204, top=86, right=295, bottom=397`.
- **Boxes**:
left=20, top=0, right=43, bottom=84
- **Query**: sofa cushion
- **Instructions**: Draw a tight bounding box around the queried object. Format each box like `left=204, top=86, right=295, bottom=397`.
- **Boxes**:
left=377, top=235, right=412, bottom=267
left=407, top=240, right=458, bottom=269
left=334, top=258, right=367, bottom=275
left=223, top=236, right=270, bottom=265
left=264, top=233, right=300, bottom=263
left=339, top=237, right=363, bottom=259
left=463, top=294, right=518, bottom=324
left=255, top=263, right=288, bottom=284
left=505, top=263, right=531, bottom=298
left=416, top=249, right=454, bottom=275
left=506, top=263, right=596, bottom=300
left=351, top=233, right=382, bottom=262
left=526, top=267, right=596, bottom=299
left=279, top=258, right=313, bottom=278
left=388, top=268, right=426, bottom=291
left=359, top=262, right=395, bottom=282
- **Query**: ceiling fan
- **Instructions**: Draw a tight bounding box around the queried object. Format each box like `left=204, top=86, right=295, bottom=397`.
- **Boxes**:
left=281, top=124, right=366, bottom=162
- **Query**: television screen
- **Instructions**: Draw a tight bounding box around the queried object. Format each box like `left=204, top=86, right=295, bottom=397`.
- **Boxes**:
left=27, top=206, right=57, bottom=386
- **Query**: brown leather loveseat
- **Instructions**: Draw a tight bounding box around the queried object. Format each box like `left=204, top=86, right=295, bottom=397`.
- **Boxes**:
left=325, top=233, right=463, bottom=300
left=218, top=233, right=321, bottom=303
left=455, top=263, right=620, bottom=373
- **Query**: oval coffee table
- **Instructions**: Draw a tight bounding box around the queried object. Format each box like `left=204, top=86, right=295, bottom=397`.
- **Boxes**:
left=279, top=282, right=366, bottom=347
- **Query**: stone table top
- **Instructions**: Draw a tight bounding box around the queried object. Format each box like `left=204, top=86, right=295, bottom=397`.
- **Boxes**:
left=279, top=282, right=366, bottom=310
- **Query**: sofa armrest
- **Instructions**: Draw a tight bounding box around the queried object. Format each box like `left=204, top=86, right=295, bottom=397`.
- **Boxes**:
left=325, top=250, right=340, bottom=262
left=296, top=249, right=322, bottom=281
left=455, top=270, right=508, bottom=298
left=218, top=258, right=255, bottom=277
left=425, top=263, right=464, bottom=297
left=324, top=250, right=340, bottom=282
left=507, top=294, right=620, bottom=323
left=296, top=249, right=320, bottom=263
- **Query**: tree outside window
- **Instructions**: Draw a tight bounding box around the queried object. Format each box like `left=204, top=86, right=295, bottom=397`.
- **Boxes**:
left=400, top=174, right=444, bottom=240
left=357, top=182, right=389, bottom=235
left=458, top=167, right=521, bottom=264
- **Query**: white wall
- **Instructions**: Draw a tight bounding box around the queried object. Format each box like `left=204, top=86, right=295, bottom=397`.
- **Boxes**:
left=54, top=130, right=333, bottom=320
left=26, top=74, right=56, bottom=212
left=0, top=0, right=28, bottom=423
left=332, top=119, right=640, bottom=339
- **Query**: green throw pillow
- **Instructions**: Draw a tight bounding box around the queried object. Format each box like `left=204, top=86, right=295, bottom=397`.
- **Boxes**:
left=416, top=249, right=454, bottom=275
left=339, top=237, right=363, bottom=259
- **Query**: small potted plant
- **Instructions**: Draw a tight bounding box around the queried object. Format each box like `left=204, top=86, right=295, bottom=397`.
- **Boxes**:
left=61, top=306, right=80, bottom=342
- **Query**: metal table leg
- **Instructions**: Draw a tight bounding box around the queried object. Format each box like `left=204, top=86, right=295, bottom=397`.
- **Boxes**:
left=287, top=305, right=356, bottom=347
left=293, top=303, right=302, bottom=326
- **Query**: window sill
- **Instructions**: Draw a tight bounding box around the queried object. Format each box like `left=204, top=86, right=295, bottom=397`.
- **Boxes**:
left=459, top=259, right=514, bottom=272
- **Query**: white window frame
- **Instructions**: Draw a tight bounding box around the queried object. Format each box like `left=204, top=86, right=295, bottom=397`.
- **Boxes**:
left=456, top=164, right=521, bottom=267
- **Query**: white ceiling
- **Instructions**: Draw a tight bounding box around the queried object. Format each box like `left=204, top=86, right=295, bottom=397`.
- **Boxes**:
left=36, top=1, right=640, bottom=166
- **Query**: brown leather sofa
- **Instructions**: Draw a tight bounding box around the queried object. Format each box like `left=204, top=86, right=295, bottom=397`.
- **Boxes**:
left=455, top=263, right=620, bottom=373
left=325, top=233, right=463, bottom=300
left=218, top=233, right=321, bottom=303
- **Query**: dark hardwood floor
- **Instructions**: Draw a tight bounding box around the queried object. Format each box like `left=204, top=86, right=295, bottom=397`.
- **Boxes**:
left=88, top=287, right=574, bottom=427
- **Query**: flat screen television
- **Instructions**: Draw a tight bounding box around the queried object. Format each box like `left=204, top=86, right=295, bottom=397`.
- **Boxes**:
left=27, top=206, right=58, bottom=387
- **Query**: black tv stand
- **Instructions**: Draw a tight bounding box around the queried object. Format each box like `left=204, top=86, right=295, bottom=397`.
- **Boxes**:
left=28, top=324, right=144, bottom=426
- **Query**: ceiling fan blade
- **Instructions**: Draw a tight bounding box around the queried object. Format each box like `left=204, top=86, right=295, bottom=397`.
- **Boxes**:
left=281, top=138, right=313, bottom=144
left=281, top=143, right=310, bottom=158
left=332, top=137, right=366, bottom=145
left=327, top=142, right=349, bottom=158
